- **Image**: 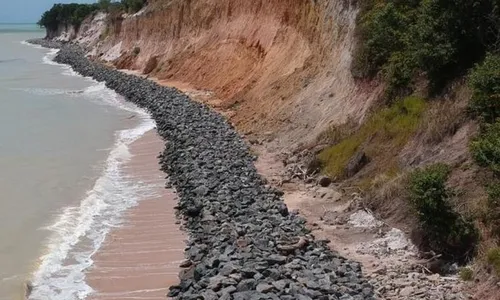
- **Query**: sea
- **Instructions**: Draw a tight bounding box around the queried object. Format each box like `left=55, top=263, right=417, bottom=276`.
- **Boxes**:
left=0, top=24, right=156, bottom=299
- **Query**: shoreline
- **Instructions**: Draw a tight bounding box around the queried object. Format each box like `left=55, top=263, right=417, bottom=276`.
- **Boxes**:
left=27, top=39, right=375, bottom=300
left=23, top=40, right=164, bottom=300
left=86, top=130, right=185, bottom=300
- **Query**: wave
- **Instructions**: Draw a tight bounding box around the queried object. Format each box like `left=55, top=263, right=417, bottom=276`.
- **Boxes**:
left=41, top=49, right=60, bottom=66
left=20, top=40, right=44, bottom=49
left=9, top=87, right=84, bottom=96
left=0, top=58, right=23, bottom=64
left=29, top=114, right=156, bottom=300
left=25, top=42, right=160, bottom=300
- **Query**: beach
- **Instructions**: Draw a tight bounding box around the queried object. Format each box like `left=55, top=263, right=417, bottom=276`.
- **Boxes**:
left=86, top=130, right=185, bottom=300
left=0, top=30, right=186, bottom=299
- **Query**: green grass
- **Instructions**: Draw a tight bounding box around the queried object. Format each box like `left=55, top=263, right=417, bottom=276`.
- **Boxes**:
left=459, top=267, right=474, bottom=281
left=318, top=96, right=426, bottom=178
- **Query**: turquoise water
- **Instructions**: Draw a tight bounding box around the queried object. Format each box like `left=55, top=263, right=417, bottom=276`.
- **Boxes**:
left=0, top=24, right=153, bottom=299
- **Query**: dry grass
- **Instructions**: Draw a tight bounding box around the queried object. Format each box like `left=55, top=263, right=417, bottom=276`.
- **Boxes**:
left=486, top=247, right=500, bottom=276
left=319, top=96, right=426, bottom=179
left=315, top=118, right=358, bottom=146
left=419, top=99, right=467, bottom=145
left=459, top=267, right=474, bottom=281
left=364, top=172, right=417, bottom=230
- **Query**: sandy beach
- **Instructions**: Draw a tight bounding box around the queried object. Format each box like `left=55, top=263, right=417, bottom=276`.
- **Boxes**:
left=86, top=130, right=185, bottom=300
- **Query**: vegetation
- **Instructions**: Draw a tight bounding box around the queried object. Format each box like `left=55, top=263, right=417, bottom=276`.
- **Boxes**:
left=469, top=54, right=500, bottom=124
left=37, top=3, right=100, bottom=31
left=98, top=0, right=112, bottom=11
left=353, top=0, right=500, bottom=99
left=483, top=183, right=500, bottom=237
left=470, top=122, right=500, bottom=175
left=487, top=247, right=500, bottom=276
left=121, top=0, right=146, bottom=14
left=466, top=35, right=500, bottom=276
left=38, top=0, right=146, bottom=32
left=459, top=267, right=474, bottom=281
left=408, top=164, right=478, bottom=262
left=318, top=96, right=425, bottom=178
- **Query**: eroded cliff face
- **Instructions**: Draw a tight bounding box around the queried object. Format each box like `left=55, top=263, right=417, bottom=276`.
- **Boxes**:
left=52, top=2, right=499, bottom=297
left=85, top=0, right=381, bottom=149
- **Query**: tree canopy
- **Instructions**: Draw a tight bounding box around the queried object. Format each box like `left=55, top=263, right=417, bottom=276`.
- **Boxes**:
left=37, top=1, right=147, bottom=32
left=37, top=3, right=100, bottom=31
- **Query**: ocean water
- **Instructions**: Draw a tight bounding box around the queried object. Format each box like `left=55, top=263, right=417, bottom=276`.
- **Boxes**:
left=0, top=24, right=156, bottom=299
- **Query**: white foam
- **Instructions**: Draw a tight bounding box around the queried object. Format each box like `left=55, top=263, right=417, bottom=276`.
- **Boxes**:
left=21, top=40, right=44, bottom=49
left=42, top=49, right=61, bottom=66
left=27, top=49, right=159, bottom=300
left=40, top=48, right=81, bottom=78
left=29, top=109, right=157, bottom=300
left=9, top=87, right=84, bottom=96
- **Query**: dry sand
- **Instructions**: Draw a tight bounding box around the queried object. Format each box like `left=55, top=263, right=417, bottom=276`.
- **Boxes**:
left=86, top=130, right=185, bottom=300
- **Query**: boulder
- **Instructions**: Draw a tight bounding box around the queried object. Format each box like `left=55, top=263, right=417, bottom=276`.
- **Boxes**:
left=345, top=151, right=369, bottom=177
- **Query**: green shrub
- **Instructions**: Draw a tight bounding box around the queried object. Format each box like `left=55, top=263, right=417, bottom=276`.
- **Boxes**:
left=38, top=3, right=99, bottom=31
left=469, top=54, right=500, bottom=124
left=121, top=0, right=146, bottom=14
left=408, top=164, right=478, bottom=261
left=459, top=267, right=474, bottom=281
left=98, top=0, right=112, bottom=11
left=470, top=122, right=500, bottom=174
left=484, top=183, right=500, bottom=237
left=487, top=247, right=500, bottom=276
left=353, top=0, right=500, bottom=98
left=352, top=1, right=415, bottom=78
left=383, top=51, right=418, bottom=100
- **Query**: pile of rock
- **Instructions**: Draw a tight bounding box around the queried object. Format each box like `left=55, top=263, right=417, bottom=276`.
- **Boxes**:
left=29, top=39, right=375, bottom=300
left=368, top=266, right=466, bottom=300
left=26, top=38, right=63, bottom=49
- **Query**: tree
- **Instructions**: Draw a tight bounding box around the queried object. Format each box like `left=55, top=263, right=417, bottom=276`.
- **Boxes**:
left=121, top=0, right=146, bottom=14
left=98, top=0, right=112, bottom=11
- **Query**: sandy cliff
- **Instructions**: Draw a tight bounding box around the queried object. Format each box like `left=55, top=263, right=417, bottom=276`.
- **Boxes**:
left=78, top=0, right=381, bottom=149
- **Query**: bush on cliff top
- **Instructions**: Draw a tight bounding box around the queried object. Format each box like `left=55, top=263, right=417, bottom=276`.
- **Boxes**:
left=121, top=0, right=146, bottom=14
left=353, top=0, right=500, bottom=99
left=38, top=0, right=146, bottom=32
left=37, top=3, right=99, bottom=31
left=470, top=122, right=500, bottom=175
left=469, top=54, right=500, bottom=124
left=408, top=164, right=478, bottom=262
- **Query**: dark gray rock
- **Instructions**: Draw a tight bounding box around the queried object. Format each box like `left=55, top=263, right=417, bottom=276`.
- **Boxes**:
left=272, top=279, right=288, bottom=291
left=266, top=254, right=287, bottom=265
left=256, top=282, right=274, bottom=293
left=237, top=279, right=257, bottom=292
left=180, top=260, right=193, bottom=268
left=345, top=151, right=369, bottom=178
left=318, top=176, right=332, bottom=187
left=200, top=290, right=218, bottom=300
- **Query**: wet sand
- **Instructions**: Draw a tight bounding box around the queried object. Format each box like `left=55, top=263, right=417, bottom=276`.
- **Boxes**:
left=86, top=130, right=185, bottom=300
